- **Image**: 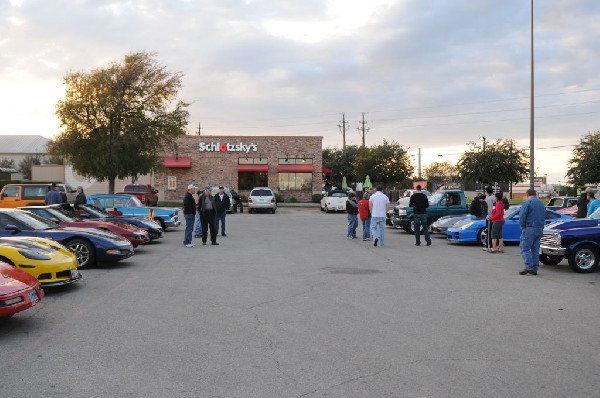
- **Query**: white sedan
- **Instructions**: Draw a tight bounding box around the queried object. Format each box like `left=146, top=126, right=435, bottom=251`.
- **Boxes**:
left=320, top=190, right=348, bottom=213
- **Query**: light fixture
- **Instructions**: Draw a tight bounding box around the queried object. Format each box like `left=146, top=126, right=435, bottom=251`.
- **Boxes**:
left=259, top=153, right=262, bottom=161
left=175, top=151, right=179, bottom=160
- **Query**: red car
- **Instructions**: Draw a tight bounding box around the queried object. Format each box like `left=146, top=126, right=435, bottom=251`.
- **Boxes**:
left=21, top=206, right=150, bottom=247
left=0, top=261, right=44, bottom=320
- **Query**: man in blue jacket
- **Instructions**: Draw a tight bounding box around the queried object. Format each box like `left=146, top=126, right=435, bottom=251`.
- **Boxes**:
left=519, top=189, right=546, bottom=275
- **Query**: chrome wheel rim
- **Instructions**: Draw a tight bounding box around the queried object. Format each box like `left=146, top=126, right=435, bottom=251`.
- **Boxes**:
left=68, top=242, right=90, bottom=268
left=575, top=249, right=595, bottom=270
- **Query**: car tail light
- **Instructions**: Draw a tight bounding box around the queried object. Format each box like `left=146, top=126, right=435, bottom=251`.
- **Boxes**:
left=271, top=198, right=275, bottom=203
left=141, top=195, right=146, bottom=203
left=248, top=198, right=253, bottom=203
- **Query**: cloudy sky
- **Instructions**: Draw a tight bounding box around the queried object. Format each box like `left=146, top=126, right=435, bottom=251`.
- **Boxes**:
left=1, top=0, right=600, bottom=183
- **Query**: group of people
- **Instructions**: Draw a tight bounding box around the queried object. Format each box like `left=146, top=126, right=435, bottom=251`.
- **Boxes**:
left=577, top=188, right=600, bottom=218
left=183, top=185, right=232, bottom=248
left=44, top=183, right=87, bottom=211
left=345, top=186, right=390, bottom=247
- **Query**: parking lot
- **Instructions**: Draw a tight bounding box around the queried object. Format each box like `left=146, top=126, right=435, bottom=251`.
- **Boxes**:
left=1, top=207, right=599, bottom=397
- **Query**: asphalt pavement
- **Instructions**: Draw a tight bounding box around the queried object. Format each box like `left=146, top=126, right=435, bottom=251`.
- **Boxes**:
left=1, top=208, right=599, bottom=397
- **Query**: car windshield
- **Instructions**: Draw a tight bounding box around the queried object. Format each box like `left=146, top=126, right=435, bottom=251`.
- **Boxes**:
left=330, top=192, right=347, bottom=198
left=47, top=207, right=81, bottom=222
left=1, top=211, right=58, bottom=231
left=79, top=204, right=112, bottom=218
left=251, top=189, right=273, bottom=196
left=126, top=196, right=143, bottom=207
left=590, top=208, right=600, bottom=219
left=429, top=193, right=444, bottom=204
left=504, top=206, right=520, bottom=218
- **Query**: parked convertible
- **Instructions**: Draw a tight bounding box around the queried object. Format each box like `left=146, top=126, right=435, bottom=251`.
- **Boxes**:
left=22, top=205, right=150, bottom=247
left=0, top=261, right=44, bottom=320
left=0, top=209, right=134, bottom=269
left=0, top=237, right=80, bottom=287
left=87, top=194, right=180, bottom=230
left=446, top=206, right=573, bottom=246
left=75, top=204, right=163, bottom=241
left=321, top=190, right=348, bottom=213
left=430, top=214, right=475, bottom=235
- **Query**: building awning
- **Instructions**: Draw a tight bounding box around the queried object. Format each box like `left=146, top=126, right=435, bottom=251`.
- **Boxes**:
left=277, top=164, right=315, bottom=173
left=164, top=157, right=192, bottom=168
left=322, top=166, right=332, bottom=174
left=237, top=164, right=269, bottom=172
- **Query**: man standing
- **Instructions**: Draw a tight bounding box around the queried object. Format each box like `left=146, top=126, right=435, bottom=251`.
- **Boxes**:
left=409, top=185, right=431, bottom=246
left=182, top=184, right=197, bottom=248
left=231, top=189, right=243, bottom=213
left=74, top=186, right=87, bottom=209
left=198, top=187, right=218, bottom=245
left=586, top=191, right=600, bottom=217
left=346, top=192, right=359, bottom=239
left=369, top=186, right=390, bottom=247
left=519, top=189, right=546, bottom=275
left=45, top=183, right=62, bottom=205
left=214, top=186, right=231, bottom=237
left=483, top=186, right=495, bottom=250
left=194, top=187, right=203, bottom=238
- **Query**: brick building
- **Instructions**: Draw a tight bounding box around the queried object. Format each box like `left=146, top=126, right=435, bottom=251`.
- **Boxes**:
left=155, top=135, right=324, bottom=202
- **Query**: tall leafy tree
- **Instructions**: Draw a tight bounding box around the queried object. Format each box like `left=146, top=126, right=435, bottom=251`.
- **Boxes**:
left=423, top=161, right=458, bottom=189
left=49, top=51, right=189, bottom=193
left=18, top=154, right=42, bottom=180
left=566, top=131, right=600, bottom=186
left=0, top=158, right=16, bottom=169
left=353, top=140, right=413, bottom=187
left=456, top=139, right=529, bottom=192
left=322, top=146, right=362, bottom=185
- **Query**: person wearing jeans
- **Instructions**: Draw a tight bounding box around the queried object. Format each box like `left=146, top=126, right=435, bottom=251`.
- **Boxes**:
left=182, top=184, right=198, bottom=248
left=519, top=189, right=546, bottom=275
left=409, top=185, right=431, bottom=246
left=358, top=193, right=371, bottom=241
left=346, top=193, right=359, bottom=239
left=369, top=186, right=390, bottom=247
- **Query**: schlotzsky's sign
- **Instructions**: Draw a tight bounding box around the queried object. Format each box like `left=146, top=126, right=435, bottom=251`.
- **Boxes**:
left=199, top=142, right=258, bottom=154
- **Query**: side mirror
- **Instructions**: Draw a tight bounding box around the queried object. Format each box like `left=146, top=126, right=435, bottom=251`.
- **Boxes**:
left=4, top=224, right=20, bottom=234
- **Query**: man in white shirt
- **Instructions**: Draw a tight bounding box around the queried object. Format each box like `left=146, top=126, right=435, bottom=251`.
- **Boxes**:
left=369, top=186, right=390, bottom=247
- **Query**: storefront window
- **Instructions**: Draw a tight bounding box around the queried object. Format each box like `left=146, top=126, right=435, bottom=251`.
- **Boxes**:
left=278, top=158, right=313, bottom=164
left=239, top=172, right=268, bottom=190
left=239, top=157, right=268, bottom=164
left=278, top=173, right=312, bottom=191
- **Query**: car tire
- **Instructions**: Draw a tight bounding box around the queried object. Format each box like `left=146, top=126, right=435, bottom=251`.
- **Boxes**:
left=65, top=239, right=96, bottom=269
left=271, top=208, right=276, bottom=214
left=568, top=244, right=599, bottom=273
left=477, top=227, right=488, bottom=247
left=156, top=218, right=167, bottom=230
left=539, top=254, right=562, bottom=266
left=249, top=208, right=253, bottom=214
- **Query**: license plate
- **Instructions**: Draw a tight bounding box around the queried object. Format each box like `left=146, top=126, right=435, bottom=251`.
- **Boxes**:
left=29, top=290, right=38, bottom=305
left=70, top=269, right=79, bottom=279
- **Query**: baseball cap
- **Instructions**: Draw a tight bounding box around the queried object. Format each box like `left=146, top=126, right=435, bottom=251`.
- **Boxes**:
left=219, top=185, right=224, bottom=189
left=187, top=184, right=197, bottom=190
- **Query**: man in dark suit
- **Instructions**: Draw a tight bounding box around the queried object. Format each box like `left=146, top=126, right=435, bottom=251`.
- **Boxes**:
left=214, top=186, right=231, bottom=237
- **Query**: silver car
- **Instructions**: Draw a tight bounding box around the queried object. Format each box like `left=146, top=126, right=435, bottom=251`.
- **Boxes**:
left=248, top=187, right=277, bottom=213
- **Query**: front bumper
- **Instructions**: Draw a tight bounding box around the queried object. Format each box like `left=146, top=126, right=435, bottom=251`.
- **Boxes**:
left=40, top=269, right=82, bottom=288
left=446, top=229, right=478, bottom=242
left=540, top=245, right=566, bottom=256
left=165, top=219, right=181, bottom=228
left=392, top=216, right=410, bottom=229
left=97, top=246, right=135, bottom=262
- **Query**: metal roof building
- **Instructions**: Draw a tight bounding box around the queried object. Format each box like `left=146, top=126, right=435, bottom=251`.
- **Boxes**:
left=0, top=135, right=49, bottom=155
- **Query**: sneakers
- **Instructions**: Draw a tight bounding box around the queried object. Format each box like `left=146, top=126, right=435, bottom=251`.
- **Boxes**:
left=373, top=238, right=379, bottom=247
left=184, top=243, right=194, bottom=248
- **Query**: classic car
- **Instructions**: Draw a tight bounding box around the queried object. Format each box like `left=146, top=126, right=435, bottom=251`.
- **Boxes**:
left=539, top=207, right=600, bottom=272
left=75, top=204, right=163, bottom=241
left=430, top=214, right=476, bottom=234
left=22, top=205, right=150, bottom=247
left=320, top=190, right=348, bottom=213
left=392, top=190, right=468, bottom=233
left=0, top=237, right=80, bottom=287
left=545, top=196, right=578, bottom=211
left=446, top=206, right=573, bottom=246
left=0, top=209, right=134, bottom=269
left=0, top=261, right=44, bottom=320
left=86, top=194, right=180, bottom=230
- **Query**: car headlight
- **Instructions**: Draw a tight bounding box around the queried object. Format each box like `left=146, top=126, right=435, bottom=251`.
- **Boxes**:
left=554, top=233, right=561, bottom=245
left=460, top=222, right=475, bottom=230
left=18, top=250, right=51, bottom=260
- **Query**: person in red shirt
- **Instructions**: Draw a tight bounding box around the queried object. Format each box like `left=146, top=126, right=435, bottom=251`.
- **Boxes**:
left=358, top=193, right=371, bottom=241
left=489, top=192, right=505, bottom=253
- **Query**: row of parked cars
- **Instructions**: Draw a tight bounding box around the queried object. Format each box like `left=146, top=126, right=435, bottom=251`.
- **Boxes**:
left=0, top=192, right=181, bottom=321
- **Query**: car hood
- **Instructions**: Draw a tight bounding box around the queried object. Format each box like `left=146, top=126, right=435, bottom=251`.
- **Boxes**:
left=0, top=263, right=38, bottom=291
left=545, top=219, right=600, bottom=231
left=62, top=226, right=124, bottom=240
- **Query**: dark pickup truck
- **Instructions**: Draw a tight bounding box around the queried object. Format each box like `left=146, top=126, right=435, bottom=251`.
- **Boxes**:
left=119, top=184, right=159, bottom=206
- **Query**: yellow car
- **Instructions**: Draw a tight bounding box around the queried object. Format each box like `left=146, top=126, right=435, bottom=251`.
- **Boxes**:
left=0, top=237, right=81, bottom=287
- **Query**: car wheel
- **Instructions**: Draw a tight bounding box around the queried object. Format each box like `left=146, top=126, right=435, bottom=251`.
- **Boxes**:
left=271, top=208, right=276, bottom=214
left=66, top=239, right=96, bottom=269
left=477, top=227, right=488, bottom=247
left=540, top=254, right=562, bottom=266
left=249, top=208, right=253, bottom=214
left=157, top=218, right=167, bottom=230
left=568, top=244, right=599, bottom=273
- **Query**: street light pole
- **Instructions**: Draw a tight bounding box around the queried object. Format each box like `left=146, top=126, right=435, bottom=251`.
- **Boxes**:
left=529, top=0, right=535, bottom=190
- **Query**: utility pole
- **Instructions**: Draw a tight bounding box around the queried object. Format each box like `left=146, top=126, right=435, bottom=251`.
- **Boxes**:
left=337, top=113, right=348, bottom=150
left=357, top=112, right=369, bottom=147
left=197, top=122, right=202, bottom=136
left=418, top=147, right=422, bottom=179
left=529, top=0, right=535, bottom=190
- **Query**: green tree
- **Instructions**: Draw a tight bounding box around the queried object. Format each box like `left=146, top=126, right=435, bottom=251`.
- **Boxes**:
left=353, top=140, right=413, bottom=187
left=18, top=154, right=42, bottom=180
left=456, top=139, right=529, bottom=193
left=423, top=161, right=458, bottom=189
left=49, top=51, right=189, bottom=193
left=566, top=131, right=600, bottom=186
left=322, top=146, right=362, bottom=186
left=0, top=158, right=16, bottom=169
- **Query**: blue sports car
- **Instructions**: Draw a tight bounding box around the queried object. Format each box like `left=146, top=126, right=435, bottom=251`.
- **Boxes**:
left=0, top=209, right=134, bottom=269
left=86, top=194, right=180, bottom=230
left=446, top=205, right=574, bottom=246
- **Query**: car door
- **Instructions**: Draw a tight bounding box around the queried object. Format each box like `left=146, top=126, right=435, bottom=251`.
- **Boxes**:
left=503, top=210, right=522, bottom=241
left=0, top=186, right=21, bottom=208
